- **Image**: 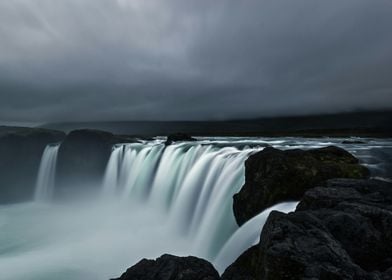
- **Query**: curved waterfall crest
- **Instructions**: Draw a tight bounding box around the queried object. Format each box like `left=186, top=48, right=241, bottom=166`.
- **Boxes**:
left=33, top=139, right=300, bottom=265
left=101, top=140, right=270, bottom=259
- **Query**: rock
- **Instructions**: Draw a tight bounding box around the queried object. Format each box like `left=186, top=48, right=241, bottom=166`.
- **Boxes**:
left=220, top=247, right=259, bottom=280
left=223, top=179, right=392, bottom=280
left=297, top=179, right=392, bottom=273
left=165, top=133, right=196, bottom=145
left=0, top=126, right=65, bottom=203
left=56, top=129, right=128, bottom=198
left=342, top=140, right=366, bottom=144
left=111, top=254, right=220, bottom=280
left=233, top=146, right=369, bottom=225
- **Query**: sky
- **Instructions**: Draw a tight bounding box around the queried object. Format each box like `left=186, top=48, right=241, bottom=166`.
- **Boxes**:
left=0, top=0, right=392, bottom=124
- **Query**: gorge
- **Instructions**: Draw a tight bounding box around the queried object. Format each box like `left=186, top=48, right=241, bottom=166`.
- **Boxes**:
left=0, top=128, right=391, bottom=279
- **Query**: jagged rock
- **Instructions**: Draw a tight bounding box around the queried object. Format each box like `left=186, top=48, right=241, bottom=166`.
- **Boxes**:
left=165, top=133, right=196, bottom=145
left=233, top=146, right=369, bottom=225
left=297, top=179, right=392, bottom=273
left=56, top=129, right=128, bottom=197
left=223, top=179, right=392, bottom=280
left=0, top=126, right=65, bottom=203
left=111, top=254, right=220, bottom=280
left=220, top=247, right=259, bottom=280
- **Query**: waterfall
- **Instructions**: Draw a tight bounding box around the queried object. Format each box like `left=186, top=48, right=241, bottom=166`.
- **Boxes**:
left=34, top=144, right=60, bottom=201
left=214, top=201, right=298, bottom=272
left=102, top=141, right=267, bottom=259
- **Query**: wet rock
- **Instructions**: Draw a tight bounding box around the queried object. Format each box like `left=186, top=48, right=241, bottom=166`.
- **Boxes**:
left=0, top=126, right=65, bottom=203
left=111, top=254, right=220, bottom=280
left=223, top=179, right=392, bottom=280
left=165, top=133, right=196, bottom=145
left=233, top=146, right=369, bottom=225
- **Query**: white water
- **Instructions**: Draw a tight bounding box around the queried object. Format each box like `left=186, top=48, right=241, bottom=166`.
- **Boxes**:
left=102, top=141, right=264, bottom=259
left=34, top=144, right=60, bottom=202
left=1, top=137, right=390, bottom=280
left=214, top=201, right=299, bottom=272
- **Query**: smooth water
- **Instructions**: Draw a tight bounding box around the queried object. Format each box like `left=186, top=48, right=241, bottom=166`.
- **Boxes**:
left=1, top=137, right=391, bottom=280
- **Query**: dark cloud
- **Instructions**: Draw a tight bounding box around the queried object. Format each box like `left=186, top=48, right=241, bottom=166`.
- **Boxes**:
left=1, top=0, right=391, bottom=123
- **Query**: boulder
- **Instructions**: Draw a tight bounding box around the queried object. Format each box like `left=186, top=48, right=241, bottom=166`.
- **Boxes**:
left=233, top=146, right=369, bottom=225
left=0, top=126, right=65, bottom=203
left=165, top=133, right=196, bottom=145
left=222, top=179, right=392, bottom=280
left=111, top=254, right=220, bottom=280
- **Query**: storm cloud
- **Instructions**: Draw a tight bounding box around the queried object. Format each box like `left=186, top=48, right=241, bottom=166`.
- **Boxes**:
left=1, top=0, right=392, bottom=123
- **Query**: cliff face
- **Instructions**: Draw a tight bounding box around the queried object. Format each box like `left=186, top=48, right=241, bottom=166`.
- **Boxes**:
left=55, top=129, right=117, bottom=198
left=0, top=127, right=134, bottom=203
left=54, top=129, right=138, bottom=199
left=0, top=127, right=65, bottom=203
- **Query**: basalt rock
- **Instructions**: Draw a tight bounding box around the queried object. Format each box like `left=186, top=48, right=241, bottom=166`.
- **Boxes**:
left=111, top=254, right=220, bottom=280
left=222, top=179, right=392, bottom=280
left=233, top=146, right=369, bottom=225
left=0, top=126, right=65, bottom=203
left=165, top=133, right=197, bottom=145
left=56, top=129, right=128, bottom=197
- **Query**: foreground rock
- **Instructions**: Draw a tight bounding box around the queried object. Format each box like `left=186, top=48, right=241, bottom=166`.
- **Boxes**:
left=165, top=133, right=197, bottom=145
left=223, top=179, right=392, bottom=280
left=0, top=126, right=65, bottom=203
left=56, top=129, right=130, bottom=197
left=233, top=146, right=369, bottom=225
left=111, top=254, right=220, bottom=280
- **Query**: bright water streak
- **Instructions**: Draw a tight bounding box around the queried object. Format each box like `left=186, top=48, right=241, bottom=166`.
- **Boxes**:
left=102, top=142, right=262, bottom=260
left=34, top=144, right=60, bottom=202
left=214, top=201, right=299, bottom=273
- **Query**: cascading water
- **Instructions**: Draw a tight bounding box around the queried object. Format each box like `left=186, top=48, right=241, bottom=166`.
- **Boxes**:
left=214, top=201, right=299, bottom=271
left=2, top=137, right=390, bottom=280
left=34, top=144, right=60, bottom=202
left=102, top=141, right=266, bottom=260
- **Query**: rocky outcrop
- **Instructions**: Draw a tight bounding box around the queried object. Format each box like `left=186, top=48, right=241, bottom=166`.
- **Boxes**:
left=111, top=254, right=220, bottom=280
left=222, top=179, right=392, bottom=280
left=0, top=126, right=65, bottom=203
left=233, top=146, right=369, bottom=225
left=56, top=129, right=129, bottom=197
left=165, top=133, right=196, bottom=145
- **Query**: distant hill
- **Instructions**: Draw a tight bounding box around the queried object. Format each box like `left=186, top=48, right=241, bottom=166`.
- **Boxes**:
left=41, top=110, right=392, bottom=137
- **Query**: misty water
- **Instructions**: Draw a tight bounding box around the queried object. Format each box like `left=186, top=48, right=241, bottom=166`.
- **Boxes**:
left=0, top=137, right=391, bottom=280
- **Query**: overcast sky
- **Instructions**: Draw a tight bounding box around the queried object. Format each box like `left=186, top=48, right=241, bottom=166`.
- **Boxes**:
left=1, top=0, right=391, bottom=124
